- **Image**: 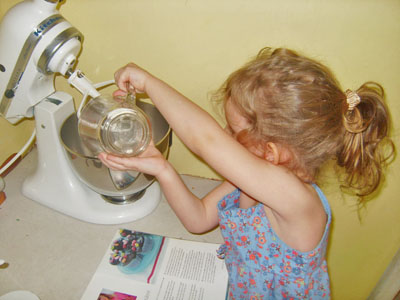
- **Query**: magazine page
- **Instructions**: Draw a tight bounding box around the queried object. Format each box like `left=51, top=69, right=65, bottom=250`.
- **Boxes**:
left=81, top=229, right=229, bottom=300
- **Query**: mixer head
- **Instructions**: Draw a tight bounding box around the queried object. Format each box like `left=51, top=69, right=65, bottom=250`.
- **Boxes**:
left=0, top=0, right=83, bottom=124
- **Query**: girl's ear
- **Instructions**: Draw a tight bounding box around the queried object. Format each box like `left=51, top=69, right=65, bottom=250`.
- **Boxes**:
left=264, top=142, right=292, bottom=165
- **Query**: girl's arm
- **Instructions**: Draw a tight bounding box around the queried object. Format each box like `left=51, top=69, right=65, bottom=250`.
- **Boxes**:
left=113, top=64, right=312, bottom=217
left=99, top=143, right=235, bottom=233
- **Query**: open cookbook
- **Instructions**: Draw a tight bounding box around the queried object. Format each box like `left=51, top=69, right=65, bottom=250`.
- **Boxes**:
left=81, top=229, right=229, bottom=300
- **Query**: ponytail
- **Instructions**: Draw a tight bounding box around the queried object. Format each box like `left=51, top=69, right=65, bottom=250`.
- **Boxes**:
left=337, top=82, right=395, bottom=202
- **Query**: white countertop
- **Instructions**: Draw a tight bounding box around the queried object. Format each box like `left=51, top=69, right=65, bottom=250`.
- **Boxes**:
left=0, top=148, right=223, bottom=299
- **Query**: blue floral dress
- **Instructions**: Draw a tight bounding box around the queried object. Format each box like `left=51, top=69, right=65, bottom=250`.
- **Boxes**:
left=217, top=185, right=331, bottom=299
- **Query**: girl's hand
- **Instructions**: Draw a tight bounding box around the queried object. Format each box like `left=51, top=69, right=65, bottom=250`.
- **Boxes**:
left=113, top=63, right=152, bottom=96
left=97, top=140, right=168, bottom=177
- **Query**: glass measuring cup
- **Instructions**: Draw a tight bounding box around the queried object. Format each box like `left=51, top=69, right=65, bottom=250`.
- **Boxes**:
left=78, top=92, right=151, bottom=157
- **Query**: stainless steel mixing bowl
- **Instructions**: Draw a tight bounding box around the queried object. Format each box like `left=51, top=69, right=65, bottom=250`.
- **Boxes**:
left=60, top=100, right=171, bottom=204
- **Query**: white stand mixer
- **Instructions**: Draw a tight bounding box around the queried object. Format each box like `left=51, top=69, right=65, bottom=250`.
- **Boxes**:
left=0, top=0, right=164, bottom=224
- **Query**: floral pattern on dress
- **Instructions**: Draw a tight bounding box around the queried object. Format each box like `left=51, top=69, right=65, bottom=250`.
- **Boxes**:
left=217, top=187, right=331, bottom=300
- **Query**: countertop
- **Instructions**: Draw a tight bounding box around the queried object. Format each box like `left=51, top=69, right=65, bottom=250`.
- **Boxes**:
left=0, top=148, right=223, bottom=299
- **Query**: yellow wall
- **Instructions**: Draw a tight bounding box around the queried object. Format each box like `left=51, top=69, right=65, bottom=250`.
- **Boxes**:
left=1, top=0, right=399, bottom=298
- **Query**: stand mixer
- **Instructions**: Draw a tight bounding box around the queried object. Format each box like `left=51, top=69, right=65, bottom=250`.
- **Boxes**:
left=0, top=0, right=171, bottom=224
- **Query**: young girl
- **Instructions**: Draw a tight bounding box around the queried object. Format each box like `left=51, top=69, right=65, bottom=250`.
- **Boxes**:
left=99, top=48, right=394, bottom=299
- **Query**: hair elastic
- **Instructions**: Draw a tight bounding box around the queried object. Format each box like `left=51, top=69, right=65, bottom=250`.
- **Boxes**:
left=345, top=90, right=361, bottom=111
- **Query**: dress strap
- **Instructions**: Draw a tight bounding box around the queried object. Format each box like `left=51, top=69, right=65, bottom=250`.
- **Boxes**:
left=311, top=183, right=332, bottom=218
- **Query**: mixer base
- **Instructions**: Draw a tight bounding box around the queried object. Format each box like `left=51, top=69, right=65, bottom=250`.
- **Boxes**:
left=22, top=92, right=161, bottom=224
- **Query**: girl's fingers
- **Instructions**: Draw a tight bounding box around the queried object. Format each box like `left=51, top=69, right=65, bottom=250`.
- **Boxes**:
left=112, top=89, right=126, bottom=97
left=98, top=153, right=127, bottom=171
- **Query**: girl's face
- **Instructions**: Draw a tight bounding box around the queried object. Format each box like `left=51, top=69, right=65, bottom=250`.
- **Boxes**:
left=224, top=99, right=265, bottom=158
left=224, top=100, right=250, bottom=136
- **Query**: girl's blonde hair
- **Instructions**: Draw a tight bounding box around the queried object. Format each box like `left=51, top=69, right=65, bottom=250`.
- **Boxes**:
left=214, top=47, right=394, bottom=201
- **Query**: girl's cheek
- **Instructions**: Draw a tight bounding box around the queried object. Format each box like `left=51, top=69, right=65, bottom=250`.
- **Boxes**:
left=224, top=126, right=234, bottom=136
left=248, top=146, right=265, bottom=158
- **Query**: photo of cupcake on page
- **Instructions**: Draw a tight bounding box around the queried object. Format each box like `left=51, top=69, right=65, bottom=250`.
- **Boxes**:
left=108, top=229, right=165, bottom=284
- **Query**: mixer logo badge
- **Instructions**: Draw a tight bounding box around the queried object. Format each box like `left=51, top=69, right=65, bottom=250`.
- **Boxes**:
left=33, top=16, right=63, bottom=37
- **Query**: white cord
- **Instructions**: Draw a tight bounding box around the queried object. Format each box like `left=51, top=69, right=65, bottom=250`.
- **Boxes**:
left=0, top=128, right=36, bottom=176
